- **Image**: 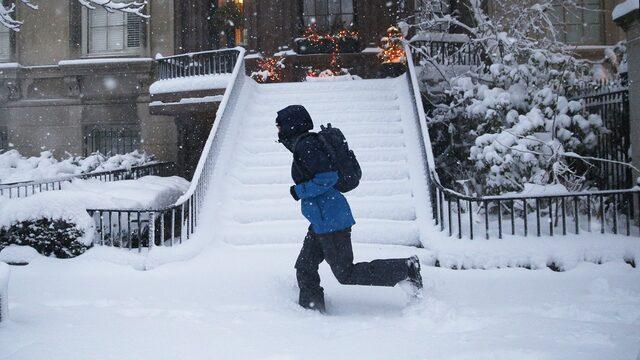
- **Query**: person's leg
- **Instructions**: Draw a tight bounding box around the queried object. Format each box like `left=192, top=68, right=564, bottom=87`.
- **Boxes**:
left=318, top=228, right=409, bottom=287
left=295, top=229, right=326, bottom=310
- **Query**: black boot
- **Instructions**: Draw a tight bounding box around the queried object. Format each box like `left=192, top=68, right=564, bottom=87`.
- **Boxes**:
left=299, top=289, right=326, bottom=313
left=407, top=256, right=423, bottom=290
left=399, top=256, right=423, bottom=297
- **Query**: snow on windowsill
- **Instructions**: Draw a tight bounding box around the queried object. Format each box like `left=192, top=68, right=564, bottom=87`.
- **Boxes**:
left=149, top=73, right=233, bottom=95
left=362, top=47, right=382, bottom=54
left=58, top=58, right=153, bottom=66
left=613, top=0, right=639, bottom=21
left=149, top=95, right=224, bottom=107
left=0, top=62, right=21, bottom=69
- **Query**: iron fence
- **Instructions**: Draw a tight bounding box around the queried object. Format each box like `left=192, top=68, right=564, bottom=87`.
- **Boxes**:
left=156, top=48, right=241, bottom=80
left=409, top=39, right=483, bottom=67
left=430, top=178, right=640, bottom=239
left=87, top=48, right=247, bottom=251
left=569, top=82, right=630, bottom=190
left=403, top=43, right=640, bottom=240
left=0, top=162, right=175, bottom=199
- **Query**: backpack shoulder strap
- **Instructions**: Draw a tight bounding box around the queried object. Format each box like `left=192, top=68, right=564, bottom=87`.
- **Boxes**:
left=316, top=132, right=338, bottom=164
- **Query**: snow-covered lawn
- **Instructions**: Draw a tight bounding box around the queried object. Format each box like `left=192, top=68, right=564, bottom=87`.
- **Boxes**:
left=1, top=242, right=638, bottom=360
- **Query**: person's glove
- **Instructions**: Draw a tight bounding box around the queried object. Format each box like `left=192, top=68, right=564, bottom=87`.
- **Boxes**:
left=290, top=185, right=300, bottom=201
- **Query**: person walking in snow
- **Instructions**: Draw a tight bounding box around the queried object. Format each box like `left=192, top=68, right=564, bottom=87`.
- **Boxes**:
left=276, top=105, right=423, bottom=313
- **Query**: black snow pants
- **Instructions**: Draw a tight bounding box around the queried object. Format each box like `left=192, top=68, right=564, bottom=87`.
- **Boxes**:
left=295, top=227, right=410, bottom=308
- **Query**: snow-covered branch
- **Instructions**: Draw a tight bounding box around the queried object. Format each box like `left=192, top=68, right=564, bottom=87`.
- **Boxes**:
left=1, top=0, right=148, bottom=31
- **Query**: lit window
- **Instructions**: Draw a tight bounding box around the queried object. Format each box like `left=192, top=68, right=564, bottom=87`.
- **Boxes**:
left=552, top=0, right=604, bottom=45
left=302, top=0, right=354, bottom=31
left=88, top=7, right=143, bottom=54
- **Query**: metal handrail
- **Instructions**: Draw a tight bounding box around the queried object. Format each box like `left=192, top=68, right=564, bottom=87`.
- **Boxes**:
left=0, top=162, right=175, bottom=199
left=403, top=43, right=640, bottom=239
left=87, top=47, right=247, bottom=251
left=156, top=47, right=242, bottom=80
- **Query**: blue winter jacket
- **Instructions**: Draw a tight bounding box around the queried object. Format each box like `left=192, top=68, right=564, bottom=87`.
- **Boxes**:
left=276, top=105, right=356, bottom=234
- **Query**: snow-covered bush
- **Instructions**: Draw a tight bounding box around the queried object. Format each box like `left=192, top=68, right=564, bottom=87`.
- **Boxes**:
left=0, top=218, right=91, bottom=259
left=408, top=1, right=608, bottom=195
left=438, top=52, right=606, bottom=195
left=0, top=150, right=155, bottom=184
left=0, top=176, right=189, bottom=258
left=0, top=191, right=95, bottom=258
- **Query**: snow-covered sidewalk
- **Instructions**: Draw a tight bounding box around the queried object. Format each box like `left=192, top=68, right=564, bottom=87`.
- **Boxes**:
left=1, top=242, right=638, bottom=360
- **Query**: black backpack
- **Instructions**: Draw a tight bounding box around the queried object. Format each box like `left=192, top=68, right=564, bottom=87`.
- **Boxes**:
left=316, top=123, right=362, bottom=193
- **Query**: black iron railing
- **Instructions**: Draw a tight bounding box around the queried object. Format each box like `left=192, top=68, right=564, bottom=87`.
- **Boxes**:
left=403, top=43, right=640, bottom=240
left=156, top=48, right=241, bottom=80
left=569, top=82, right=630, bottom=190
left=430, top=178, right=640, bottom=239
left=88, top=48, right=247, bottom=252
left=409, top=39, right=483, bottom=67
left=0, top=162, right=175, bottom=199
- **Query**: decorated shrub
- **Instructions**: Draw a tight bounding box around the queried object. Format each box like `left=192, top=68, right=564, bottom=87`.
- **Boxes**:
left=250, top=56, right=286, bottom=83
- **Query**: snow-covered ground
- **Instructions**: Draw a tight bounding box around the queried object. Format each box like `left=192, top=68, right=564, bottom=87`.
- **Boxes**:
left=0, top=242, right=638, bottom=360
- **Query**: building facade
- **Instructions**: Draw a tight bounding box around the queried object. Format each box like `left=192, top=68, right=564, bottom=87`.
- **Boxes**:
left=0, top=0, right=628, bottom=177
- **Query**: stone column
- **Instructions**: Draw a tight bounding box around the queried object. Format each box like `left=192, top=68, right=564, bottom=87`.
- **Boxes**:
left=614, top=4, right=640, bottom=180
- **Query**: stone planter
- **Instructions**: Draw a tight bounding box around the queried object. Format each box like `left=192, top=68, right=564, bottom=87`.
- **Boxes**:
left=295, top=38, right=334, bottom=54
left=337, top=37, right=360, bottom=53
left=380, top=62, right=407, bottom=78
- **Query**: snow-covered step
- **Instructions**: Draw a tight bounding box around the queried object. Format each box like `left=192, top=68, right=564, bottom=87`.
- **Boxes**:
left=236, top=147, right=408, bottom=167
left=231, top=195, right=417, bottom=223
left=230, top=163, right=409, bottom=185
left=241, top=135, right=406, bottom=154
left=244, top=110, right=402, bottom=125
left=219, top=219, right=420, bottom=246
left=245, top=122, right=404, bottom=140
left=230, top=179, right=415, bottom=201
left=258, top=79, right=399, bottom=93
left=255, top=90, right=398, bottom=103
left=249, top=100, right=399, bottom=114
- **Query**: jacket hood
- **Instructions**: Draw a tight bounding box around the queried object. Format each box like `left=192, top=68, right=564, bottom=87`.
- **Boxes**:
left=276, top=105, right=313, bottom=139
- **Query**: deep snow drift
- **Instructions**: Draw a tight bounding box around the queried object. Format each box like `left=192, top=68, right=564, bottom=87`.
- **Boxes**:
left=0, top=243, right=638, bottom=360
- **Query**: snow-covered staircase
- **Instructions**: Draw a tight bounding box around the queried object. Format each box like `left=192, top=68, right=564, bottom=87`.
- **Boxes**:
left=209, top=77, right=430, bottom=246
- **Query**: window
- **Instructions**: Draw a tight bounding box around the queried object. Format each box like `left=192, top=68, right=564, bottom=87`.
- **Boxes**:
left=552, top=0, right=604, bottom=45
left=302, top=0, right=354, bottom=31
left=414, top=0, right=449, bottom=15
left=0, top=127, right=7, bottom=151
left=0, top=25, right=9, bottom=62
left=84, top=125, right=140, bottom=156
left=87, top=7, right=144, bottom=54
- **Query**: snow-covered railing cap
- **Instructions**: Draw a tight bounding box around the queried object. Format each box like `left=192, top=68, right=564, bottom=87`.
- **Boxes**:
left=613, top=0, right=639, bottom=23
left=0, top=262, right=9, bottom=324
left=175, top=47, right=246, bottom=204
